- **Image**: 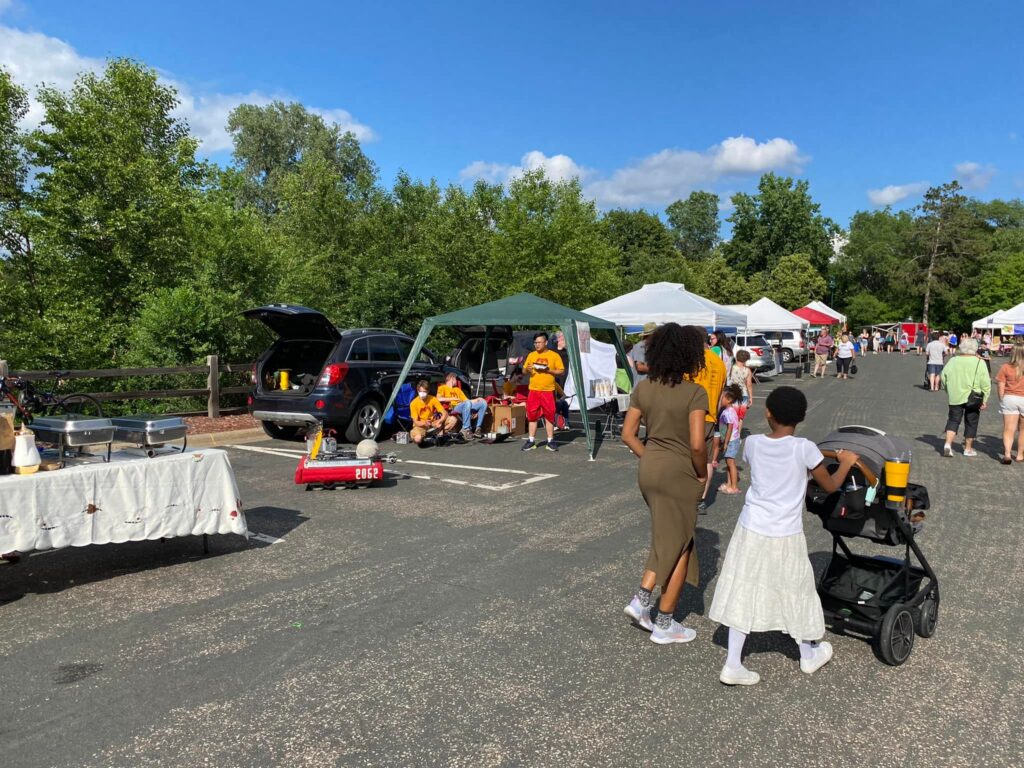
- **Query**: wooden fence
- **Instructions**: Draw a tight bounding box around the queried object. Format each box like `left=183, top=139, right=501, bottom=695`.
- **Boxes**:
left=0, top=357, right=253, bottom=418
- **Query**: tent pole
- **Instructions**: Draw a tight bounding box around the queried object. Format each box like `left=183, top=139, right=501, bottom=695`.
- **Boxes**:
left=383, top=320, right=436, bottom=421
left=476, top=326, right=490, bottom=398
left=565, top=321, right=596, bottom=461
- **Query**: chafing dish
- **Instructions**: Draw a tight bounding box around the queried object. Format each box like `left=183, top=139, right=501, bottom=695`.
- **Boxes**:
left=110, top=415, right=188, bottom=454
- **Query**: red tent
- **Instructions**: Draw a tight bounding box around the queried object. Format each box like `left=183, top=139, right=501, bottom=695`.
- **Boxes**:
left=792, top=306, right=839, bottom=325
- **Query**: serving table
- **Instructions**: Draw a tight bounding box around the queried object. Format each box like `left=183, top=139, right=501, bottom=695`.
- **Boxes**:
left=0, top=448, right=247, bottom=555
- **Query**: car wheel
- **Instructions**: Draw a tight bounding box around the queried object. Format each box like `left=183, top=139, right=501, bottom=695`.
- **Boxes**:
left=782, top=348, right=794, bottom=363
left=345, top=400, right=383, bottom=443
left=260, top=421, right=305, bottom=441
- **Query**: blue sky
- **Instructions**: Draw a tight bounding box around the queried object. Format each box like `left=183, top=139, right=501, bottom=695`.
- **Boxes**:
left=1, top=0, right=1021, bottom=225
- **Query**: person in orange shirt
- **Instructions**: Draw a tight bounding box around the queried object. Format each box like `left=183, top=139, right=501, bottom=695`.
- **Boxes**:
left=521, top=331, right=565, bottom=452
left=686, top=332, right=727, bottom=513
left=408, top=379, right=459, bottom=446
left=437, top=371, right=488, bottom=439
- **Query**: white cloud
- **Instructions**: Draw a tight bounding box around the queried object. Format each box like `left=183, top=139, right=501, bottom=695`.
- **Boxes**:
left=954, top=161, right=995, bottom=191
left=0, top=23, right=374, bottom=153
left=866, top=182, right=929, bottom=207
left=460, top=136, right=806, bottom=208
left=458, top=150, right=592, bottom=186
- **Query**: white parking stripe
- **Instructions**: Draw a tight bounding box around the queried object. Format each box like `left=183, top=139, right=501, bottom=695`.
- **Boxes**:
left=396, top=458, right=557, bottom=478
left=250, top=532, right=285, bottom=545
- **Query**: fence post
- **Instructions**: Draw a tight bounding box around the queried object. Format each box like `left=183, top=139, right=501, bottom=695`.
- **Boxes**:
left=207, top=355, right=220, bottom=418
left=0, top=360, right=8, bottom=378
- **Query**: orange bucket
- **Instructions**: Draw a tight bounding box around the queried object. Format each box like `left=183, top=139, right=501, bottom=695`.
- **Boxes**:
left=884, top=459, right=911, bottom=503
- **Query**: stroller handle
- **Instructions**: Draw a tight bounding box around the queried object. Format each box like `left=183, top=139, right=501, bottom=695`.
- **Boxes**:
left=820, top=449, right=879, bottom=487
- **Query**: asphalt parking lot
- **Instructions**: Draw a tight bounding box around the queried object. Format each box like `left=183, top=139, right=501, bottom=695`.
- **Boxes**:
left=1, top=353, right=1021, bottom=767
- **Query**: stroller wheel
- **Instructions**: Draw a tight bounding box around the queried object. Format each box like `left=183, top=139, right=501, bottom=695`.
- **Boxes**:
left=878, top=603, right=915, bottom=666
left=914, top=595, right=939, bottom=638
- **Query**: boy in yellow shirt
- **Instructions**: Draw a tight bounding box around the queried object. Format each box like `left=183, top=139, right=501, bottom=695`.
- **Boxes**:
left=437, top=371, right=488, bottom=439
left=408, top=379, right=458, bottom=445
left=522, top=331, right=565, bottom=452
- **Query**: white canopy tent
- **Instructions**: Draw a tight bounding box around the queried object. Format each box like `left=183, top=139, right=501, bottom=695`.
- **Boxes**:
left=991, top=302, right=1024, bottom=332
left=730, top=297, right=810, bottom=332
left=805, top=300, right=846, bottom=324
left=972, top=310, right=1005, bottom=330
left=583, top=282, right=747, bottom=331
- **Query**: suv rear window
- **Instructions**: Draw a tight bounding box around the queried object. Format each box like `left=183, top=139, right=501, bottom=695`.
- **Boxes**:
left=741, top=335, right=770, bottom=347
left=395, top=338, right=433, bottom=363
left=347, top=338, right=370, bottom=361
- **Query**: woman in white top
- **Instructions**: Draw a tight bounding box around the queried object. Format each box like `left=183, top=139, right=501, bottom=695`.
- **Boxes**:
left=709, top=386, right=859, bottom=686
left=834, top=333, right=856, bottom=379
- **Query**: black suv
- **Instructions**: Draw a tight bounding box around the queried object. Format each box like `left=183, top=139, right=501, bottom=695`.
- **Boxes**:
left=245, top=305, right=463, bottom=442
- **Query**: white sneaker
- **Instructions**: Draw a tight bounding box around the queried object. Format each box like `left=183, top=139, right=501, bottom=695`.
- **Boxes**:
left=624, top=596, right=654, bottom=632
left=800, top=641, right=834, bottom=674
left=963, top=449, right=978, bottom=457
left=719, top=665, right=760, bottom=686
left=942, top=444, right=953, bottom=458
left=650, top=619, right=697, bottom=644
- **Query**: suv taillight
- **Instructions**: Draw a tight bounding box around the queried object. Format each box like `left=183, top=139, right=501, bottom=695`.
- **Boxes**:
left=318, top=363, right=349, bottom=387
left=250, top=363, right=257, bottom=385
left=800, top=340, right=805, bottom=348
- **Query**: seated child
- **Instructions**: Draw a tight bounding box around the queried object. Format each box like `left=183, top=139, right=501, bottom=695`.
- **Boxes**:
left=717, top=384, right=743, bottom=494
left=709, top=386, right=860, bottom=686
left=408, top=379, right=459, bottom=446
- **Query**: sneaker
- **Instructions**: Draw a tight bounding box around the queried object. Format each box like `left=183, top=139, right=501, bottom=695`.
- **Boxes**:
left=521, top=439, right=537, bottom=452
left=459, top=429, right=472, bottom=442
left=799, top=641, right=834, bottom=674
left=624, top=596, right=654, bottom=632
left=473, top=427, right=483, bottom=438
left=963, top=449, right=978, bottom=457
left=942, top=444, right=953, bottom=458
left=697, top=500, right=708, bottom=515
left=719, top=665, right=760, bottom=686
left=544, top=440, right=558, bottom=452
left=650, top=619, right=697, bottom=644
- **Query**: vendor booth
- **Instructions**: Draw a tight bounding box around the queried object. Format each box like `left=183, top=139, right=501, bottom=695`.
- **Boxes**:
left=582, top=282, right=746, bottom=331
left=381, top=293, right=632, bottom=460
left=992, top=302, right=1024, bottom=335
left=737, top=297, right=810, bottom=333
left=792, top=306, right=840, bottom=326
left=805, top=300, right=846, bottom=325
left=972, top=310, right=1005, bottom=331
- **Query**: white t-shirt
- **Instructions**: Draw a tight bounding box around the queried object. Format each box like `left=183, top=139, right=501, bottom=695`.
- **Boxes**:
left=836, top=341, right=854, bottom=359
left=739, top=434, right=824, bottom=537
left=925, top=340, right=946, bottom=365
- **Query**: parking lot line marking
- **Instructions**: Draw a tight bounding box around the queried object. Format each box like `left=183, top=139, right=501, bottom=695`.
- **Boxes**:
left=396, top=459, right=558, bottom=478
left=230, top=445, right=306, bottom=458
left=250, top=532, right=285, bottom=545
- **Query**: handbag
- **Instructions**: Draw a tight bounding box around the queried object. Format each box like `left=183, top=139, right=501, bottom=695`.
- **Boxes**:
left=966, top=358, right=985, bottom=408
left=850, top=363, right=859, bottom=376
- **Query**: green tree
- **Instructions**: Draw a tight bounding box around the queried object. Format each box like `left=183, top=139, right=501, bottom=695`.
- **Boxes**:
left=665, top=191, right=720, bottom=259
left=0, top=68, right=30, bottom=260
left=833, top=208, right=917, bottom=320
left=964, top=251, right=1024, bottom=320
left=765, top=253, right=827, bottom=309
left=601, top=209, right=685, bottom=292
left=844, top=292, right=894, bottom=329
left=724, top=173, right=837, bottom=274
left=227, top=101, right=375, bottom=214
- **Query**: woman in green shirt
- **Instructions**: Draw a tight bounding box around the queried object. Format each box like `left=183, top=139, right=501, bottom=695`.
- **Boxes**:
left=940, top=338, right=992, bottom=457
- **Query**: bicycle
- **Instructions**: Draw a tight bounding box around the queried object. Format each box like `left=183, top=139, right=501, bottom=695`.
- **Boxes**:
left=2, top=376, right=109, bottom=465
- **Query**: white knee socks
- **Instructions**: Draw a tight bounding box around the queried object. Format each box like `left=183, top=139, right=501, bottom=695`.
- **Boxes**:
left=726, top=627, right=747, bottom=670
left=798, top=640, right=818, bottom=660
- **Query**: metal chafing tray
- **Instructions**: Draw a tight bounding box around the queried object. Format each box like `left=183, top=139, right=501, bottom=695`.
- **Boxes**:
left=30, top=414, right=115, bottom=465
left=110, top=415, right=188, bottom=453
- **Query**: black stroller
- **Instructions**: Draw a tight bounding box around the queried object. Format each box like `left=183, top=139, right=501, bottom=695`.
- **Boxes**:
left=806, top=426, right=938, bottom=666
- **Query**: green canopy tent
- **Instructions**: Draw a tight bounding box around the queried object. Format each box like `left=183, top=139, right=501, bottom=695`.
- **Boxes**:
left=382, top=292, right=633, bottom=460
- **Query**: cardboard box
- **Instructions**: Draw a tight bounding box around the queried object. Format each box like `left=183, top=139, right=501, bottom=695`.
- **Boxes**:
left=0, top=409, right=14, bottom=451
left=484, top=403, right=527, bottom=436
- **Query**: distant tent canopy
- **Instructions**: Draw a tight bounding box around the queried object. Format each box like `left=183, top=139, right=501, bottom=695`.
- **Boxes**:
left=729, top=297, right=809, bottom=332
left=805, top=301, right=846, bottom=324
left=792, top=306, right=840, bottom=326
left=381, top=292, right=632, bottom=460
left=583, top=282, right=746, bottom=332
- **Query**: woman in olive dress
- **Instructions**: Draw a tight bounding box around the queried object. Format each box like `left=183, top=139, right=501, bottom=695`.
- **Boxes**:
left=622, top=323, right=709, bottom=644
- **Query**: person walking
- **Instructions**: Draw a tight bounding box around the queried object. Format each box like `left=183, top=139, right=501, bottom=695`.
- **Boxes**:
left=812, top=330, right=833, bottom=378
left=835, top=333, right=856, bottom=379
left=995, top=344, right=1024, bottom=464
left=629, top=322, right=656, bottom=384
left=709, top=386, right=860, bottom=685
left=899, top=330, right=909, bottom=355
left=621, top=323, right=709, bottom=644
left=872, top=330, right=881, bottom=355
left=925, top=331, right=946, bottom=392
left=940, top=338, right=991, bottom=457
left=915, top=327, right=927, bottom=355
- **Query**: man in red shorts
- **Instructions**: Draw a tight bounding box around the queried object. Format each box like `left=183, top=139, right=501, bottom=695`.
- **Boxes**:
left=521, top=331, right=565, bottom=452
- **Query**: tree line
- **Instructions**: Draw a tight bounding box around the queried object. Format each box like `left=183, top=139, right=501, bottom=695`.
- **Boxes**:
left=1, top=59, right=1022, bottom=371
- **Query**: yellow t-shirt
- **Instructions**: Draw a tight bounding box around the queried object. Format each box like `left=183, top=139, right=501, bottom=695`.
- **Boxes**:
left=436, top=384, right=467, bottom=404
left=408, top=395, right=445, bottom=424
left=524, top=350, right=564, bottom=392
left=687, top=348, right=727, bottom=423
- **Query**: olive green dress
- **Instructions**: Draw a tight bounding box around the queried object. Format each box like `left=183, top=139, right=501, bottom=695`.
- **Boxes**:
left=630, top=378, right=708, bottom=587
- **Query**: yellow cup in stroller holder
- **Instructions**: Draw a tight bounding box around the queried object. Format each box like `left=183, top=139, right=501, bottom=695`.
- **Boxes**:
left=884, top=458, right=911, bottom=504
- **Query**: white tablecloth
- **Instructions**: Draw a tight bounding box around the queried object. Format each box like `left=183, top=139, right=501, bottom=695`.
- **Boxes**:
left=0, top=449, right=247, bottom=553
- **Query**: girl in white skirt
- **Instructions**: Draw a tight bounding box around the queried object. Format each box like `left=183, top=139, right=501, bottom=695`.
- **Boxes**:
left=709, top=386, right=860, bottom=685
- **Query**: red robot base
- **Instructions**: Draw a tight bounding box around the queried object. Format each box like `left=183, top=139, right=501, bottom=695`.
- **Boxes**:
left=294, top=456, right=386, bottom=490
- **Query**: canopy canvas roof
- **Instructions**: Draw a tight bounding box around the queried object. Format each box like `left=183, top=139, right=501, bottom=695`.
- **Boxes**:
left=805, top=300, right=846, bottom=324
left=731, top=297, right=809, bottom=331
left=991, top=302, right=1024, bottom=328
left=381, top=293, right=631, bottom=460
left=583, top=282, right=746, bottom=330
left=972, top=310, right=1005, bottom=330
left=792, top=306, right=840, bottom=326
